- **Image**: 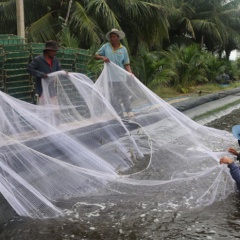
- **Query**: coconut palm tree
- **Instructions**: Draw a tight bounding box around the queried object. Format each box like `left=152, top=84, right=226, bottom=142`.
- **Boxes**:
left=166, top=0, right=240, bottom=59
left=149, top=44, right=209, bottom=93
left=186, top=0, right=240, bottom=59
left=1, top=0, right=171, bottom=51
left=67, top=0, right=170, bottom=54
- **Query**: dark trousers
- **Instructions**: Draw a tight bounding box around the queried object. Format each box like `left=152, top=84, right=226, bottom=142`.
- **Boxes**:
left=110, top=82, right=132, bottom=117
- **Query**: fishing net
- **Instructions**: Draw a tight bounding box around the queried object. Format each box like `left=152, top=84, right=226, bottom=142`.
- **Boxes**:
left=0, top=62, right=236, bottom=219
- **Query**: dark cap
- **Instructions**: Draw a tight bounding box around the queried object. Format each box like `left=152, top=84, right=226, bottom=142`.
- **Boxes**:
left=43, top=40, right=59, bottom=51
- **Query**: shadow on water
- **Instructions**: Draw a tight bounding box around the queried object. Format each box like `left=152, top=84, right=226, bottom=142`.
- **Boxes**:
left=1, top=109, right=240, bottom=240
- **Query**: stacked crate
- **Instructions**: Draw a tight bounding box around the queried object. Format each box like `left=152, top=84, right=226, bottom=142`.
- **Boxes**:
left=57, top=47, right=76, bottom=72
left=0, top=35, right=34, bottom=103
left=59, top=48, right=93, bottom=118
left=75, top=49, right=95, bottom=80
left=0, top=35, right=95, bottom=106
left=28, top=42, right=45, bottom=60
left=0, top=48, right=4, bottom=92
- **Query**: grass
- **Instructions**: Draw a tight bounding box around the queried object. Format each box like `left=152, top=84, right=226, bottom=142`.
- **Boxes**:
left=151, top=81, right=240, bottom=100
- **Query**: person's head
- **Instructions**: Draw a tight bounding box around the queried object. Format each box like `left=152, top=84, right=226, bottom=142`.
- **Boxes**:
left=106, top=29, right=125, bottom=44
left=43, top=40, right=59, bottom=58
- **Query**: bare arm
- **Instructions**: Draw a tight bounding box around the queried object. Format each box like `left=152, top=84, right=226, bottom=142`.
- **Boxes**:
left=95, top=54, right=110, bottom=63
left=124, top=64, right=132, bottom=74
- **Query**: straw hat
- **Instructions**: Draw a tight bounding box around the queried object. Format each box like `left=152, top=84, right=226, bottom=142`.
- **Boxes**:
left=232, top=125, right=240, bottom=139
left=106, top=28, right=125, bottom=41
left=44, top=40, right=59, bottom=51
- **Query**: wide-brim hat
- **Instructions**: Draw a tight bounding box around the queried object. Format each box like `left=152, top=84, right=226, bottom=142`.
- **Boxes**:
left=106, top=28, right=125, bottom=41
left=232, top=125, right=240, bottom=140
left=43, top=40, right=59, bottom=51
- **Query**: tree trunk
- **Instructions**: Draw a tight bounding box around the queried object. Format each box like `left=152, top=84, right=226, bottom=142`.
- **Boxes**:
left=65, top=0, right=73, bottom=26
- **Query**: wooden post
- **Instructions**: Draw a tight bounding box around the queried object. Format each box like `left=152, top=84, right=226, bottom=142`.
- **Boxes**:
left=16, top=0, right=25, bottom=39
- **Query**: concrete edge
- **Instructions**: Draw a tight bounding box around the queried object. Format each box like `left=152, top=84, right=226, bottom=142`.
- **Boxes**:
left=171, top=87, right=240, bottom=112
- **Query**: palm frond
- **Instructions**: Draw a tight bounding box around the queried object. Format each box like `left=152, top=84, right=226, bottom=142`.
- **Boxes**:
left=27, top=12, right=60, bottom=42
left=191, top=19, right=222, bottom=42
left=70, top=1, right=101, bottom=47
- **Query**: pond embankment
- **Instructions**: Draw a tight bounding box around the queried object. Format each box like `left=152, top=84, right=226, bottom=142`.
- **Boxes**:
left=170, top=87, right=240, bottom=127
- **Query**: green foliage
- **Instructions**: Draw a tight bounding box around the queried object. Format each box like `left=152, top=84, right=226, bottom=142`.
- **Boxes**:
left=131, top=51, right=162, bottom=86
left=0, top=0, right=240, bottom=94
left=231, top=57, right=240, bottom=80
left=58, top=27, right=79, bottom=48
left=148, top=44, right=209, bottom=93
left=136, top=44, right=240, bottom=94
left=87, top=58, right=104, bottom=80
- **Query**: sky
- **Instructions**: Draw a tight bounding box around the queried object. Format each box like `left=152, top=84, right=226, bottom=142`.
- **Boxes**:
left=229, top=50, right=239, bottom=60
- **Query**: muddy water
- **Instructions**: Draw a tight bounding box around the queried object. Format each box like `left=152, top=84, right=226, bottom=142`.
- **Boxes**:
left=1, top=110, right=240, bottom=240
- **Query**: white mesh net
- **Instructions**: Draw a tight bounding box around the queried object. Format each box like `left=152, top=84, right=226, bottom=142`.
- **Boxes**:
left=0, top=62, right=236, bottom=219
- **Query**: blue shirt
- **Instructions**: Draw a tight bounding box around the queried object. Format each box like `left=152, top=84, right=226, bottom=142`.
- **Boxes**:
left=228, top=162, right=240, bottom=191
left=96, top=43, right=130, bottom=69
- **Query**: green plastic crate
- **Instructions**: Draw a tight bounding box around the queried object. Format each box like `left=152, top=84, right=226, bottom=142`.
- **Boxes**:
left=5, top=80, right=32, bottom=88
left=4, top=51, right=29, bottom=59
left=4, top=62, right=28, bottom=70
left=4, top=68, right=28, bottom=76
left=0, top=34, right=24, bottom=39
left=0, top=56, right=4, bottom=63
left=0, top=38, right=25, bottom=45
left=19, top=96, right=34, bottom=103
left=5, top=74, right=30, bottom=82
left=10, top=92, right=33, bottom=99
left=63, top=47, right=79, bottom=55
left=62, top=53, right=77, bottom=60
left=78, top=49, right=91, bottom=54
left=4, top=58, right=29, bottom=64
left=60, top=63, right=74, bottom=71
left=56, top=52, right=65, bottom=59
left=75, top=63, right=87, bottom=68
left=76, top=54, right=91, bottom=62
left=6, top=86, right=33, bottom=94
left=29, top=43, right=45, bottom=49
left=3, top=44, right=28, bottom=52
left=60, top=58, right=75, bottom=65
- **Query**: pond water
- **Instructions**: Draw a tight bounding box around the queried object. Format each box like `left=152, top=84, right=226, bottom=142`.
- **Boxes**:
left=1, top=109, right=240, bottom=240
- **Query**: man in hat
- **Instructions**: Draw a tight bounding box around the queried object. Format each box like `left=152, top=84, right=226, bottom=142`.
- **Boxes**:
left=95, top=28, right=134, bottom=118
left=95, top=28, right=132, bottom=73
left=27, top=40, right=62, bottom=105
left=220, top=125, right=240, bottom=190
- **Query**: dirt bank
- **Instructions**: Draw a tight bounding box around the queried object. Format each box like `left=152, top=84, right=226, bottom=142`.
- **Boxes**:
left=206, top=108, right=240, bottom=131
